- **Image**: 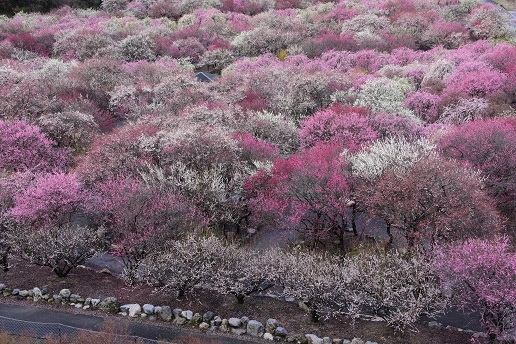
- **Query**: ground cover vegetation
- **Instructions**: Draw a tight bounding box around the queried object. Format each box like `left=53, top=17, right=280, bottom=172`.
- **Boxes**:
left=0, top=0, right=514, bottom=342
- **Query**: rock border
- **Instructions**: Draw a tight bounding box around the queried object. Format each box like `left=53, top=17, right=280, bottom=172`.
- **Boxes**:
left=0, top=283, right=486, bottom=343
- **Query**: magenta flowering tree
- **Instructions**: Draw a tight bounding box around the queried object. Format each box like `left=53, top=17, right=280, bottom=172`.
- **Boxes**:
left=8, top=31, right=55, bottom=57
left=404, top=91, right=441, bottom=123
left=9, top=172, right=90, bottom=228
left=91, top=176, right=205, bottom=282
left=298, top=106, right=377, bottom=152
left=442, top=62, right=507, bottom=100
left=232, top=132, right=279, bottom=164
left=0, top=120, right=69, bottom=173
left=433, top=236, right=516, bottom=341
left=244, top=143, right=353, bottom=250
left=438, top=118, right=516, bottom=220
left=5, top=172, right=101, bottom=277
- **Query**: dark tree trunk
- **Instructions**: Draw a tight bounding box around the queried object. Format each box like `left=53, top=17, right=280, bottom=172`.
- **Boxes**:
left=236, top=294, right=245, bottom=304
left=1, top=246, right=10, bottom=272
left=351, top=204, right=357, bottom=236
left=310, top=307, right=319, bottom=323
left=386, top=222, right=393, bottom=247
left=177, top=289, right=185, bottom=299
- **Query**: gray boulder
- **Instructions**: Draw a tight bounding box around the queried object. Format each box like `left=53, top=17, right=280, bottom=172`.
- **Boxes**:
left=266, top=318, right=280, bottom=333
left=203, top=311, right=215, bottom=322
left=351, top=338, right=364, bottom=344
left=90, top=299, right=100, bottom=308
left=298, top=301, right=310, bottom=312
left=275, top=327, right=288, bottom=337
left=181, top=310, right=193, bottom=320
left=247, top=320, right=265, bottom=337
left=127, top=304, right=141, bottom=317
left=173, top=308, right=182, bottom=319
left=174, top=317, right=188, bottom=325
left=306, top=334, right=323, bottom=344
left=323, top=338, right=331, bottom=344
left=59, top=289, right=71, bottom=299
left=160, top=306, right=172, bottom=321
left=19, top=290, right=29, bottom=297
left=428, top=321, right=441, bottom=328
left=142, top=304, right=154, bottom=315
left=220, top=319, right=229, bottom=332
left=32, top=287, right=42, bottom=302
left=199, top=322, right=210, bottom=330
left=263, top=333, right=274, bottom=341
left=212, top=316, right=222, bottom=326
left=228, top=317, right=242, bottom=327
left=0, top=284, right=6, bottom=291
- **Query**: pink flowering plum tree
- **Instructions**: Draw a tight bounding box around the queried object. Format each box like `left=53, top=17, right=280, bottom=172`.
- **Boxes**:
left=0, top=75, right=53, bottom=120
left=442, top=61, right=507, bottom=102
left=68, top=58, right=123, bottom=111
left=91, top=176, right=205, bottom=283
left=438, top=118, right=516, bottom=220
left=404, top=91, right=441, bottom=123
left=9, top=172, right=91, bottom=228
left=434, top=236, right=516, bottom=341
left=0, top=173, right=34, bottom=272
left=298, top=106, right=377, bottom=152
left=75, top=123, right=159, bottom=183
left=232, top=132, right=279, bottom=164
left=5, top=172, right=101, bottom=277
left=244, top=143, right=353, bottom=250
left=368, top=112, right=423, bottom=140
left=0, top=120, right=69, bottom=173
